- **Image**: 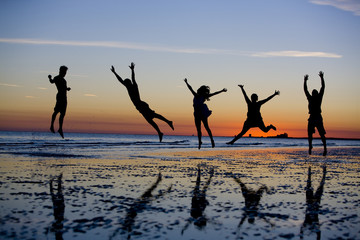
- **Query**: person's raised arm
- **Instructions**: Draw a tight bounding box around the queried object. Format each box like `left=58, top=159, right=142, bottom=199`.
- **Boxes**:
left=239, top=85, right=250, bottom=104
left=48, top=75, right=55, bottom=84
left=304, top=74, right=311, bottom=99
left=184, top=78, right=196, bottom=96
left=111, top=65, right=125, bottom=85
left=259, top=90, right=280, bottom=105
left=129, top=62, right=137, bottom=85
left=319, top=71, right=325, bottom=96
left=209, top=88, right=227, bottom=98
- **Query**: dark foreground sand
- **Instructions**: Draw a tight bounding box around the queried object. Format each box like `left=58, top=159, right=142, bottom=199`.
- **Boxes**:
left=0, top=147, right=359, bottom=239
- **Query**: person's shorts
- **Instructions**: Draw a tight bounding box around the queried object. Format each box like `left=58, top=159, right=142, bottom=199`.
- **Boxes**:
left=136, top=101, right=155, bottom=118
left=308, top=115, right=326, bottom=135
left=54, top=100, right=67, bottom=114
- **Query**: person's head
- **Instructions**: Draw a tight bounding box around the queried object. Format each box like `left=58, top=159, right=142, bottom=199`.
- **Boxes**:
left=123, top=78, right=132, bottom=87
left=197, top=85, right=210, bottom=100
left=312, top=89, right=319, bottom=97
left=59, top=66, right=68, bottom=77
left=251, top=94, right=258, bottom=102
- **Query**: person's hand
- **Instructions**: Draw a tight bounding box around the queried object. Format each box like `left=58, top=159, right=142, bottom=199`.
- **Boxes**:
left=275, top=90, right=280, bottom=96
left=238, top=84, right=244, bottom=88
left=184, top=78, right=188, bottom=83
left=111, top=66, right=115, bottom=73
left=304, top=74, right=309, bottom=81
left=129, top=62, right=135, bottom=70
left=48, top=75, right=52, bottom=80
left=67, top=87, right=71, bottom=91
left=319, top=71, right=324, bottom=78
left=223, top=88, right=227, bottom=92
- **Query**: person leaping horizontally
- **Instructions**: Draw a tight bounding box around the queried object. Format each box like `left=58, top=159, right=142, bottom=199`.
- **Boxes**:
left=227, top=85, right=279, bottom=145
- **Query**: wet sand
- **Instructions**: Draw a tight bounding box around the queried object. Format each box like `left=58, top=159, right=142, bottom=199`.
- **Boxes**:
left=0, top=147, right=359, bottom=239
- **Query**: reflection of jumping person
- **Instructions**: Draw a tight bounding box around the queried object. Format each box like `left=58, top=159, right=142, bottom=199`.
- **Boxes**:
left=184, top=78, right=227, bottom=149
left=111, top=63, right=174, bottom=142
left=300, top=166, right=326, bottom=240
left=227, top=85, right=279, bottom=144
left=50, top=174, right=65, bottom=240
left=182, top=166, right=214, bottom=234
left=304, top=71, right=327, bottom=156
left=49, top=66, right=71, bottom=138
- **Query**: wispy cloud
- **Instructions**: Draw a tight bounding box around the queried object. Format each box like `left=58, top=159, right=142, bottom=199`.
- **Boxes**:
left=252, top=50, right=342, bottom=58
left=310, top=0, right=360, bottom=16
left=0, top=38, right=342, bottom=58
left=37, top=87, right=47, bottom=90
left=0, top=83, right=21, bottom=87
left=84, top=93, right=97, bottom=97
left=25, top=96, right=38, bottom=99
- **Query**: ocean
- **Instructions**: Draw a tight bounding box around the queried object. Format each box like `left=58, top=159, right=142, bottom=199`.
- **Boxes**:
left=0, top=131, right=359, bottom=240
left=1, top=131, right=359, bottom=160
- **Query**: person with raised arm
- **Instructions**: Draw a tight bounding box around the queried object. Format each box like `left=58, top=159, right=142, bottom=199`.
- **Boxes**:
left=227, top=85, right=279, bottom=145
left=184, top=78, right=227, bottom=149
left=111, top=63, right=174, bottom=142
left=304, top=71, right=327, bottom=156
left=49, top=66, right=71, bottom=138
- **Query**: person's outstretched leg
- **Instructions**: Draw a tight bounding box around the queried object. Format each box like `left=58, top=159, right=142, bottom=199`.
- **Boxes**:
left=259, top=121, right=276, bottom=133
left=226, top=124, right=250, bottom=145
left=145, top=117, right=163, bottom=142
left=50, top=111, right=58, bottom=133
left=202, top=118, right=214, bottom=148
left=153, top=113, right=174, bottom=130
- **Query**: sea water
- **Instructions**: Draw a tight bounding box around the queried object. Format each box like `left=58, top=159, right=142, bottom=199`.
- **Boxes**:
left=0, top=131, right=359, bottom=160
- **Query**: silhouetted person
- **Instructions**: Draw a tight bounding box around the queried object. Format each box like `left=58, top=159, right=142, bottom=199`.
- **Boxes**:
left=300, top=166, right=326, bottom=240
left=50, top=174, right=65, bottom=240
left=304, top=71, right=327, bottom=156
left=184, top=78, right=227, bottom=149
left=111, top=172, right=171, bottom=240
left=111, top=63, right=174, bottom=142
left=182, top=166, right=214, bottom=234
left=227, top=85, right=279, bottom=144
left=49, top=66, right=71, bottom=138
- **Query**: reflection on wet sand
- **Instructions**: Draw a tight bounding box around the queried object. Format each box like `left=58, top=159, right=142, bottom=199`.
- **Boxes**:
left=300, top=165, right=326, bottom=240
left=233, top=175, right=289, bottom=235
left=49, top=174, right=65, bottom=240
left=111, top=172, right=172, bottom=239
left=182, top=166, right=214, bottom=234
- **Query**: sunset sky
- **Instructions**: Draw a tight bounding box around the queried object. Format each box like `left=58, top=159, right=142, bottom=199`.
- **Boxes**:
left=0, top=0, right=359, bottom=138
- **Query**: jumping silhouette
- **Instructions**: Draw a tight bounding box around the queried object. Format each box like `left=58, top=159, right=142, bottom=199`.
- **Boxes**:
left=304, top=71, right=327, bottom=156
left=227, top=85, right=279, bottom=144
left=300, top=166, right=326, bottom=240
left=49, top=66, right=71, bottom=138
left=50, top=174, right=65, bottom=240
left=182, top=166, right=214, bottom=234
left=111, top=63, right=174, bottom=142
left=184, top=78, right=227, bottom=149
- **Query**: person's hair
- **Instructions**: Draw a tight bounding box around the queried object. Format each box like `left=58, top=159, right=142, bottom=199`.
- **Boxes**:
left=59, top=65, right=68, bottom=72
left=197, top=85, right=210, bottom=101
left=251, top=94, right=258, bottom=102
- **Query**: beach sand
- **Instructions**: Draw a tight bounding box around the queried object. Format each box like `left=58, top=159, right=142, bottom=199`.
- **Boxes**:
left=0, top=147, right=359, bottom=239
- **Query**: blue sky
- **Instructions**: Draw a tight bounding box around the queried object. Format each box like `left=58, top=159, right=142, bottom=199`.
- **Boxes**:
left=0, top=0, right=359, bottom=137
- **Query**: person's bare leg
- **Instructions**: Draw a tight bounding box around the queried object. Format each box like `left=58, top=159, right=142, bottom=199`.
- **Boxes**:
left=58, top=113, right=65, bottom=138
left=50, top=111, right=58, bottom=133
left=227, top=125, right=250, bottom=145
left=154, top=113, right=174, bottom=130
left=145, top=117, right=163, bottom=142
left=320, top=133, right=327, bottom=156
left=195, top=117, right=202, bottom=149
left=202, top=118, right=215, bottom=148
